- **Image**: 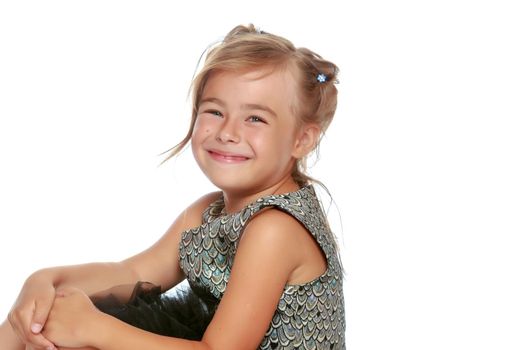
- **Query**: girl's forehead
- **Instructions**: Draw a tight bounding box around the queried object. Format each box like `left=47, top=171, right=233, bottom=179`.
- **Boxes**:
left=203, top=67, right=298, bottom=101
left=208, top=66, right=291, bottom=83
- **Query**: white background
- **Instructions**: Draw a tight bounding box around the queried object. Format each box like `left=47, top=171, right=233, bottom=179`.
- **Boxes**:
left=1, top=1, right=524, bottom=349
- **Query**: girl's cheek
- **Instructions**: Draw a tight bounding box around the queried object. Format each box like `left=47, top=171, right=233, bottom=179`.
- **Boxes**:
left=245, top=128, right=276, bottom=148
left=193, top=116, right=217, bottom=137
left=192, top=120, right=205, bottom=138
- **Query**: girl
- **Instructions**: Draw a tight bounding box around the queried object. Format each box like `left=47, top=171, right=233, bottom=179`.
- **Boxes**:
left=1, top=24, right=345, bottom=349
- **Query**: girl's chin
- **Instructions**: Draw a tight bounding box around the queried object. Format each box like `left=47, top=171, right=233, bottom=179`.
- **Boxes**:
left=206, top=176, right=260, bottom=193
left=208, top=178, right=248, bottom=190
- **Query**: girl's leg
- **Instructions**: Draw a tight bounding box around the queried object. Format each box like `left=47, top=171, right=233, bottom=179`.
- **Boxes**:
left=0, top=319, right=24, bottom=350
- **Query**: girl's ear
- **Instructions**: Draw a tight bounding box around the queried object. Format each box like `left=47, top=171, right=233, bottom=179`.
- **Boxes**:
left=292, top=123, right=321, bottom=159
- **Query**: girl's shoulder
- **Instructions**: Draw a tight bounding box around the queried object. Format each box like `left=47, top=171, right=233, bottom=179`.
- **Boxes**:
left=193, top=191, right=223, bottom=209
left=187, top=191, right=222, bottom=214
left=178, top=191, right=223, bottom=230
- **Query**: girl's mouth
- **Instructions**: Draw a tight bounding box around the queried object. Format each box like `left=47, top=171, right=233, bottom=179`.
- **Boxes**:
left=208, top=150, right=250, bottom=163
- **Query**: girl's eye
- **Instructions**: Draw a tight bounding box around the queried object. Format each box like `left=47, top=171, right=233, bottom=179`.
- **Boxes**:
left=205, top=110, right=222, bottom=117
left=247, top=115, right=266, bottom=123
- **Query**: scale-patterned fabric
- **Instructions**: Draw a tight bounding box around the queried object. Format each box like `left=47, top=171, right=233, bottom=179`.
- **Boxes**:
left=180, top=185, right=346, bottom=349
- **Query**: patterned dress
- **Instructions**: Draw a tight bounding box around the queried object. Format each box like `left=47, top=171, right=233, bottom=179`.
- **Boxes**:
left=179, top=185, right=346, bottom=349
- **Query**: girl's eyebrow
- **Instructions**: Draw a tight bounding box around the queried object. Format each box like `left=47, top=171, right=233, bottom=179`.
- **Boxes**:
left=200, top=97, right=225, bottom=106
left=200, top=97, right=277, bottom=118
left=241, top=103, right=277, bottom=118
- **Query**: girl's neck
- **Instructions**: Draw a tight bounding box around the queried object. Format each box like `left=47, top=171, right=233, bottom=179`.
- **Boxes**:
left=222, top=176, right=299, bottom=214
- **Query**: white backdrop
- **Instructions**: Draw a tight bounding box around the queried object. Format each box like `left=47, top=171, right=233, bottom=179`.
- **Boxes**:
left=1, top=1, right=524, bottom=349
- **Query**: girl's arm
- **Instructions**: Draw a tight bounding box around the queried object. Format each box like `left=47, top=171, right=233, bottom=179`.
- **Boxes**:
left=8, top=192, right=220, bottom=349
left=43, top=208, right=316, bottom=350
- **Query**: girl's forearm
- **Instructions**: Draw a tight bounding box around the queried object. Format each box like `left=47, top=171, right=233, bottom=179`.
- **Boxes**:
left=92, top=313, right=211, bottom=350
left=32, top=262, right=139, bottom=295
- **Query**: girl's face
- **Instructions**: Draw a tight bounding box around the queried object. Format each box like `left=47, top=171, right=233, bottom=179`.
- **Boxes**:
left=191, top=67, right=310, bottom=196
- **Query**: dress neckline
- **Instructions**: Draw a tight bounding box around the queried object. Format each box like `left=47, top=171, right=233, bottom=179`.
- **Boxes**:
left=210, top=185, right=314, bottom=218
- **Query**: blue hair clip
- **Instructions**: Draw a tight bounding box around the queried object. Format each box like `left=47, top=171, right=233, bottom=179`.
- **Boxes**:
left=316, top=73, right=327, bottom=83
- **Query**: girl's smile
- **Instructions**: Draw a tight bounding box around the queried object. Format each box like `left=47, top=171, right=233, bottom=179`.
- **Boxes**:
left=206, top=148, right=252, bottom=163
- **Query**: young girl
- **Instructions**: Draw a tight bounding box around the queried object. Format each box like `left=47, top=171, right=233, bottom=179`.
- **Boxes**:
left=1, top=24, right=345, bottom=350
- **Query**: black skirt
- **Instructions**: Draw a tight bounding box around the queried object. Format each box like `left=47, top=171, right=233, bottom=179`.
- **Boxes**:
left=90, top=281, right=219, bottom=340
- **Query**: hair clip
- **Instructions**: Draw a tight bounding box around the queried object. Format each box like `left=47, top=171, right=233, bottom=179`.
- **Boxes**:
left=316, top=73, right=327, bottom=83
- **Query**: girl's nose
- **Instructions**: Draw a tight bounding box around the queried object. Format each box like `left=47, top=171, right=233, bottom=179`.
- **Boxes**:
left=216, top=118, right=240, bottom=143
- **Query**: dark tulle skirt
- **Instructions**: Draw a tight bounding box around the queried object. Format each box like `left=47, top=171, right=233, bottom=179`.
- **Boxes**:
left=90, top=281, right=219, bottom=340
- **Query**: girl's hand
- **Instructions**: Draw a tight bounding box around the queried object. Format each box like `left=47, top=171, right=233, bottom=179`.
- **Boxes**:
left=42, top=286, right=101, bottom=348
left=8, top=272, right=58, bottom=350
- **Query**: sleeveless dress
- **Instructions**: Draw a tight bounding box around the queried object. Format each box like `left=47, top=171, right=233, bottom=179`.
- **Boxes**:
left=92, top=185, right=346, bottom=349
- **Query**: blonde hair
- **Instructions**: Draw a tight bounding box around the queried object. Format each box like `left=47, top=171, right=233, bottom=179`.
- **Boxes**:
left=165, top=24, right=339, bottom=187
